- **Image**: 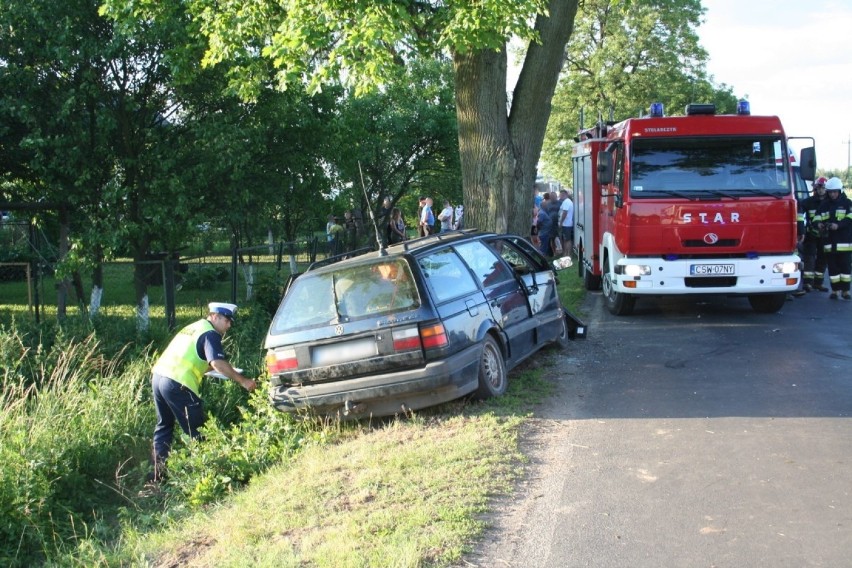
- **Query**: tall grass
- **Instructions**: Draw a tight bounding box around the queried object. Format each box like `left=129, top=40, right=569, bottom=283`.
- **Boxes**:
left=0, top=333, right=152, bottom=566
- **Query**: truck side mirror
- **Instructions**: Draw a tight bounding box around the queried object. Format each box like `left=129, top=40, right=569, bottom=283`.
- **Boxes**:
left=798, top=147, right=816, bottom=181
left=596, top=151, right=613, bottom=185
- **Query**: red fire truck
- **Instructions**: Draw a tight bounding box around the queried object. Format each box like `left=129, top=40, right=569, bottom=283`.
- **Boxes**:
left=572, top=101, right=816, bottom=315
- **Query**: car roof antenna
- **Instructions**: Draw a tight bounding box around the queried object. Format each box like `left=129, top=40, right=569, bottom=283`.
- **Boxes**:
left=359, top=162, right=387, bottom=256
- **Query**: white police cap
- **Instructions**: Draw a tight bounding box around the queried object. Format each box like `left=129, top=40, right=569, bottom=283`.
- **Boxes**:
left=208, top=302, right=238, bottom=320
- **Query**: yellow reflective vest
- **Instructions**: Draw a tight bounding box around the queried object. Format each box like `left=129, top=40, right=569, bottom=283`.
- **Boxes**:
left=152, top=319, right=215, bottom=396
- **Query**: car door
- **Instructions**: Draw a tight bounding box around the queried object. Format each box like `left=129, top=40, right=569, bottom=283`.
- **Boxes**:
left=492, top=237, right=563, bottom=345
left=417, top=247, right=488, bottom=358
left=453, top=240, right=534, bottom=364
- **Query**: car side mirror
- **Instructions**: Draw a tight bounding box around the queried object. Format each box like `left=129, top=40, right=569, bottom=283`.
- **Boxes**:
left=552, top=256, right=573, bottom=271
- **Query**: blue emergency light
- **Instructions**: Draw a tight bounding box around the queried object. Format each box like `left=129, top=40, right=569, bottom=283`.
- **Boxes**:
left=736, top=100, right=751, bottom=115
left=649, top=102, right=664, bottom=117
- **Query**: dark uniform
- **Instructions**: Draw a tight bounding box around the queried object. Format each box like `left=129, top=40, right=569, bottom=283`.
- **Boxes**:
left=797, top=182, right=828, bottom=291
left=814, top=183, right=852, bottom=299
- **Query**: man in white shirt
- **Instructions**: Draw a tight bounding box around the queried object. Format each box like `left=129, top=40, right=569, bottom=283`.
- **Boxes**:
left=558, top=189, right=574, bottom=256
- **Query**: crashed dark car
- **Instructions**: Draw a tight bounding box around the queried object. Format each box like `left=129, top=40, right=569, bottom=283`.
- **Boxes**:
left=264, top=230, right=584, bottom=418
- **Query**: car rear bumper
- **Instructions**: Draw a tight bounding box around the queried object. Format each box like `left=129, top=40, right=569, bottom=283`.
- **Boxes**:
left=269, top=342, right=482, bottom=418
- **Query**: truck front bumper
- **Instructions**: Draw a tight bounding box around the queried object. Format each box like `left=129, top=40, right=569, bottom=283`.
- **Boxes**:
left=612, top=254, right=801, bottom=295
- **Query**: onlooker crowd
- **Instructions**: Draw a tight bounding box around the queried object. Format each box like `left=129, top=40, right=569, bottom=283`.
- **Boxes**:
left=532, top=188, right=573, bottom=258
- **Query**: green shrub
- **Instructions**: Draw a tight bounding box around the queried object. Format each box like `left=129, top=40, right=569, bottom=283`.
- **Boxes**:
left=164, top=387, right=313, bottom=507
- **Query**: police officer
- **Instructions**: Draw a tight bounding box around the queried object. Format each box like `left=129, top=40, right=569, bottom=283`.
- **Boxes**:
left=815, top=177, right=852, bottom=300
left=795, top=176, right=829, bottom=294
left=149, top=302, right=257, bottom=481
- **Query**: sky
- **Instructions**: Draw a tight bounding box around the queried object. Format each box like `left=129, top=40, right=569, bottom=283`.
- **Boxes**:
left=699, top=0, right=852, bottom=172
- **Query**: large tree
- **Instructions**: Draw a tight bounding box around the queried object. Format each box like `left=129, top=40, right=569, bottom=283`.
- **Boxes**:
left=102, top=0, right=580, bottom=236
left=540, top=0, right=740, bottom=184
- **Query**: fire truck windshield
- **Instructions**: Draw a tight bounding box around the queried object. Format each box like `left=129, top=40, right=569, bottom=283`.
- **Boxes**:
left=629, top=136, right=790, bottom=199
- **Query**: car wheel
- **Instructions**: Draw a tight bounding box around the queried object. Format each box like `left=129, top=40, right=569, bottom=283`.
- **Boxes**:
left=555, top=310, right=572, bottom=350
left=474, top=336, right=507, bottom=400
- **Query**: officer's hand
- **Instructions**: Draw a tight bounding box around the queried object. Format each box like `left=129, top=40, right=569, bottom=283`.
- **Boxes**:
left=243, top=378, right=257, bottom=392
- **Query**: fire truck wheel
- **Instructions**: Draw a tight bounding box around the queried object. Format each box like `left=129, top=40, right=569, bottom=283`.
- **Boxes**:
left=747, top=293, right=786, bottom=313
left=603, top=257, right=636, bottom=316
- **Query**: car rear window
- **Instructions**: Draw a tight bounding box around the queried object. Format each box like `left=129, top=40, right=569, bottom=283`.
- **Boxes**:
left=270, top=259, right=419, bottom=333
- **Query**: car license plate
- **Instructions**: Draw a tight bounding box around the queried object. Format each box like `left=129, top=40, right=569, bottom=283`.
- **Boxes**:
left=311, top=337, right=377, bottom=366
left=689, top=264, right=735, bottom=276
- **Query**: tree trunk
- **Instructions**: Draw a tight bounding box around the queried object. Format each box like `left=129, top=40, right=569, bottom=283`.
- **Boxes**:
left=508, top=0, right=579, bottom=232
left=454, top=47, right=513, bottom=234
left=454, top=0, right=579, bottom=235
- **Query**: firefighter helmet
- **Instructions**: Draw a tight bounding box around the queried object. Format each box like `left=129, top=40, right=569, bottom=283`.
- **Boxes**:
left=825, top=177, right=843, bottom=191
left=813, top=176, right=828, bottom=188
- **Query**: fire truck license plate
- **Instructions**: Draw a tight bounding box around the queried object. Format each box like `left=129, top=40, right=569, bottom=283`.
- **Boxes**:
left=690, top=264, right=735, bottom=276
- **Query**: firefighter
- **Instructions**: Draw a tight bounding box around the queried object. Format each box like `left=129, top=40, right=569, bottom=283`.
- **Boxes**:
left=795, top=176, right=829, bottom=294
left=814, top=177, right=852, bottom=300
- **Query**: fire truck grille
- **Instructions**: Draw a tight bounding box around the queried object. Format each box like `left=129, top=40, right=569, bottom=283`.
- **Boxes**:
left=685, top=276, right=737, bottom=288
left=682, top=239, right=739, bottom=248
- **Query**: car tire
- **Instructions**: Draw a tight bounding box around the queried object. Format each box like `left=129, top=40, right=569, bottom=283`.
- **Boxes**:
left=474, top=336, right=507, bottom=400
left=555, top=310, right=572, bottom=350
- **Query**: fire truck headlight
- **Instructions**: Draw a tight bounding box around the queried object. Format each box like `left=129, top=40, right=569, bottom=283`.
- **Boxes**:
left=624, top=264, right=651, bottom=277
left=773, top=261, right=799, bottom=274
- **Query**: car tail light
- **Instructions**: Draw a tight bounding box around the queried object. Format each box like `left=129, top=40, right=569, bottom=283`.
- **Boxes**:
left=420, top=323, right=448, bottom=350
left=392, top=327, right=421, bottom=352
left=266, top=348, right=298, bottom=374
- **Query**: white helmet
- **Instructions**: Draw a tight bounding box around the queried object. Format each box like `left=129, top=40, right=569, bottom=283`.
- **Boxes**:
left=825, top=177, right=843, bottom=191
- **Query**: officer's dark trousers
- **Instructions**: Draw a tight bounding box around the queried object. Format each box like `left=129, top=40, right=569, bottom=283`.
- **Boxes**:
left=824, top=250, right=852, bottom=292
left=151, top=373, right=206, bottom=476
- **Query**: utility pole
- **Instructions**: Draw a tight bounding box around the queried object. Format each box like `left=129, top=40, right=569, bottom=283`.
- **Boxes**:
left=845, top=133, right=852, bottom=182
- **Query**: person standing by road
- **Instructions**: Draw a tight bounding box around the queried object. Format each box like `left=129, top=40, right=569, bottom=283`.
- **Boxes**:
left=453, top=203, right=464, bottom=230
left=558, top=189, right=574, bottom=257
left=388, top=207, right=407, bottom=244
left=420, top=197, right=435, bottom=236
left=149, top=303, right=257, bottom=482
left=535, top=202, right=553, bottom=257
left=815, top=177, right=852, bottom=300
left=796, top=176, right=829, bottom=294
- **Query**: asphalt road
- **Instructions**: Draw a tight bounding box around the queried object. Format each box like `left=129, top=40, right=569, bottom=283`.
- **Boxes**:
left=466, top=288, right=852, bottom=568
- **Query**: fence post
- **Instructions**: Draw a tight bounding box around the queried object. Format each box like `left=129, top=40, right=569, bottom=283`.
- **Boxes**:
left=164, top=258, right=177, bottom=331
left=288, top=242, right=298, bottom=274
left=231, top=246, right=238, bottom=304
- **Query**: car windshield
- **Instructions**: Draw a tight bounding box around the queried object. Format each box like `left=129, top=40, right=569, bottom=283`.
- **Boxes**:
left=629, top=136, right=791, bottom=198
left=269, top=259, right=420, bottom=333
